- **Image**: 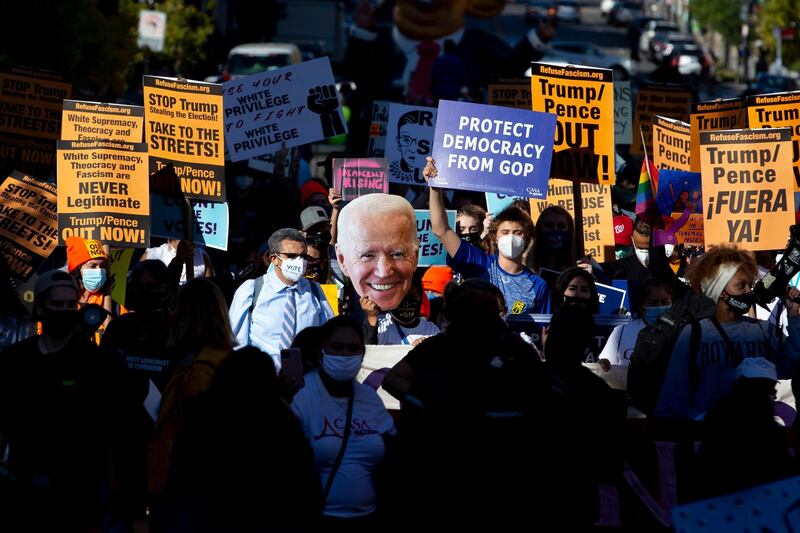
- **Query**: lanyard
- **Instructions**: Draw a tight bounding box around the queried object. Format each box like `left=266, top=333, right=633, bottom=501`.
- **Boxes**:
left=393, top=321, right=410, bottom=345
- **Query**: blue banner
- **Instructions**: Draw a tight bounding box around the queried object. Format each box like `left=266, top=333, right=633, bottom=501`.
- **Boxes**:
left=485, top=192, right=525, bottom=215
left=150, top=193, right=229, bottom=250
left=415, top=209, right=456, bottom=266
left=430, top=99, right=556, bottom=198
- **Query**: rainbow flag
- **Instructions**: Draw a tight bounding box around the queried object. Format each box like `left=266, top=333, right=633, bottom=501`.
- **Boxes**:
left=635, top=156, right=660, bottom=225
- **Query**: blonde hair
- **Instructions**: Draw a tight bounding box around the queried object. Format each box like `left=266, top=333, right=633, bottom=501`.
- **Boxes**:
left=168, top=278, right=236, bottom=353
left=337, top=193, right=418, bottom=255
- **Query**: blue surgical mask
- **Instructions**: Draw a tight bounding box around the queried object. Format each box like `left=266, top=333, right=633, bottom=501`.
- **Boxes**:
left=321, top=352, right=364, bottom=382
left=545, top=230, right=571, bottom=251
left=643, top=305, right=669, bottom=325
left=82, top=268, right=107, bottom=293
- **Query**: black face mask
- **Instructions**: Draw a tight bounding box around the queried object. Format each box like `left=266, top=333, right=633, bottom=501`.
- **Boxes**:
left=722, top=291, right=756, bottom=316
left=459, top=231, right=482, bottom=246
left=563, top=295, right=589, bottom=308
left=391, top=299, right=420, bottom=324
left=41, top=310, right=79, bottom=337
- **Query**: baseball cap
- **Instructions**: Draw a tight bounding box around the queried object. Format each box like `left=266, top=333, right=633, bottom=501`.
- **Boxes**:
left=34, top=269, right=79, bottom=299
left=300, top=206, right=330, bottom=231
left=736, top=357, right=777, bottom=381
left=613, top=215, right=633, bottom=246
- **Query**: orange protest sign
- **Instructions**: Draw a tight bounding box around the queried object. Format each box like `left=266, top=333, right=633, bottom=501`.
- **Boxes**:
left=746, top=91, right=800, bottom=191
left=143, top=76, right=225, bottom=201
left=630, top=82, right=691, bottom=156
left=700, top=128, right=795, bottom=251
left=0, top=171, right=58, bottom=280
left=61, top=100, right=144, bottom=142
left=57, top=139, right=149, bottom=247
left=488, top=78, right=532, bottom=110
left=652, top=115, right=691, bottom=171
left=530, top=64, right=615, bottom=184
left=690, top=97, right=747, bottom=172
left=530, top=179, right=615, bottom=261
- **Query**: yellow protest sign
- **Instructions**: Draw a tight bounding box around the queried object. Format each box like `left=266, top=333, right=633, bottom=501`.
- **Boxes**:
left=109, top=248, right=134, bottom=306
left=530, top=64, right=615, bottom=184
left=652, top=115, right=691, bottom=171
left=700, top=128, right=794, bottom=251
left=57, top=139, right=150, bottom=247
left=321, top=283, right=339, bottom=315
left=61, top=100, right=144, bottom=142
left=746, top=91, right=800, bottom=191
left=630, top=82, right=691, bottom=155
left=530, top=179, right=615, bottom=261
left=143, top=76, right=225, bottom=201
left=0, top=171, right=58, bottom=280
left=690, top=97, right=747, bottom=172
left=488, top=78, right=532, bottom=110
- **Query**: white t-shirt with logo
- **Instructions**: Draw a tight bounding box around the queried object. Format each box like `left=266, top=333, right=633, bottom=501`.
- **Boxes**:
left=598, top=318, right=645, bottom=367
left=291, top=369, right=395, bottom=518
left=376, top=314, right=440, bottom=345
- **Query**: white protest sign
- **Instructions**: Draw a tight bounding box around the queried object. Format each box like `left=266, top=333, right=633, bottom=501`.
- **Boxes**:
left=137, top=10, right=167, bottom=53
left=223, top=57, right=347, bottom=161
left=614, top=81, right=632, bottom=145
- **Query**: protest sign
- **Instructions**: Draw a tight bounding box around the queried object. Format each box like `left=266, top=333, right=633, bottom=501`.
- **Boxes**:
left=690, top=97, right=747, bottom=172
left=0, top=171, right=57, bottom=280
left=700, top=128, right=794, bottom=251
left=247, top=150, right=288, bottom=176
left=56, top=139, right=149, bottom=247
left=596, top=282, right=626, bottom=314
left=485, top=192, right=524, bottom=215
left=530, top=63, right=615, bottom=184
left=747, top=91, right=800, bottom=191
left=332, top=158, right=388, bottom=201
left=614, top=81, right=632, bottom=145
left=430, top=99, right=556, bottom=198
left=0, top=67, right=72, bottom=178
left=415, top=209, right=456, bottom=266
left=630, top=82, right=691, bottom=155
left=61, top=100, right=144, bottom=143
left=150, top=192, right=229, bottom=250
left=367, top=101, right=390, bottom=158
left=530, top=179, right=615, bottom=261
left=487, top=77, right=532, bottom=110
left=222, top=57, right=346, bottom=161
left=656, top=169, right=704, bottom=246
left=144, top=76, right=225, bottom=201
left=652, top=115, right=691, bottom=171
left=109, top=248, right=134, bottom=306
left=137, top=9, right=167, bottom=52
left=385, top=103, right=437, bottom=185
left=672, top=476, right=800, bottom=532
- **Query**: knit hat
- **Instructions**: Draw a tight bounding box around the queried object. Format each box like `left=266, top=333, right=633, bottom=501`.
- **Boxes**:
left=422, top=266, right=454, bottom=295
left=66, top=236, right=107, bottom=272
left=299, top=180, right=328, bottom=208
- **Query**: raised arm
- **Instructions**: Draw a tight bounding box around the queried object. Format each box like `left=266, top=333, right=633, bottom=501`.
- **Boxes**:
left=424, top=157, right=462, bottom=258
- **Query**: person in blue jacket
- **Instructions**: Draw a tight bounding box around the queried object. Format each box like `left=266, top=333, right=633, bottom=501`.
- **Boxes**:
left=655, top=244, right=800, bottom=420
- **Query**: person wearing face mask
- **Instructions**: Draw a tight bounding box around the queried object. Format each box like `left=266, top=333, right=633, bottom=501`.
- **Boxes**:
left=291, top=316, right=395, bottom=532
left=66, top=236, right=113, bottom=314
left=527, top=206, right=576, bottom=277
left=0, top=270, right=126, bottom=531
left=455, top=204, right=487, bottom=249
left=654, top=245, right=800, bottom=420
left=599, top=279, right=673, bottom=371
left=229, top=228, right=334, bottom=370
left=604, top=218, right=676, bottom=287
left=424, top=158, right=549, bottom=316
left=552, top=267, right=600, bottom=315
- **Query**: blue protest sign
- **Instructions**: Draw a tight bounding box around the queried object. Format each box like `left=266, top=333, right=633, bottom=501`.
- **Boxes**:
left=485, top=192, right=524, bottom=215
left=415, top=209, right=456, bottom=266
left=385, top=103, right=437, bottom=185
left=611, top=280, right=631, bottom=313
left=430, top=99, right=556, bottom=198
left=596, top=282, right=626, bottom=314
left=150, top=193, right=229, bottom=250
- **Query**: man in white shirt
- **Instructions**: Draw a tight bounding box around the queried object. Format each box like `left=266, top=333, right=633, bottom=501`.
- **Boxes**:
left=229, top=228, right=334, bottom=368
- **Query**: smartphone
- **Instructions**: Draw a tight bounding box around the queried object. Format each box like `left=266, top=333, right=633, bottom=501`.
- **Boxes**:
left=280, top=348, right=305, bottom=388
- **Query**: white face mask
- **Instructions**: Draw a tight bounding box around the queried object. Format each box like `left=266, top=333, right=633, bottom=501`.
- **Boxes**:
left=664, top=244, right=675, bottom=257
left=280, top=257, right=307, bottom=282
left=634, top=247, right=649, bottom=267
left=497, top=234, right=526, bottom=260
left=321, top=352, right=364, bottom=382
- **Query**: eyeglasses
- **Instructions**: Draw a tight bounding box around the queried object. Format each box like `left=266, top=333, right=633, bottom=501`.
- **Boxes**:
left=275, top=252, right=310, bottom=261
left=398, top=135, right=421, bottom=148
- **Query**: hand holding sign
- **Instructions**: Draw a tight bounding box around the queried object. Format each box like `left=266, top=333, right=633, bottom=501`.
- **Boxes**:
left=423, top=156, right=438, bottom=182
left=307, top=85, right=345, bottom=138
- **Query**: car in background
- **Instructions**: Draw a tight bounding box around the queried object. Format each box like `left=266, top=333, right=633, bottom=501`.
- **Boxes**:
left=555, top=0, right=581, bottom=23
left=742, top=73, right=799, bottom=96
left=652, top=32, right=696, bottom=62
left=537, top=40, right=638, bottom=79
left=639, top=20, right=679, bottom=57
left=521, top=0, right=557, bottom=25
left=607, top=1, right=642, bottom=26
left=205, top=43, right=302, bottom=83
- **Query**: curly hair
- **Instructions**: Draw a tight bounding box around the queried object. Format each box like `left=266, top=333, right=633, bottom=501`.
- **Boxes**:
left=684, top=244, right=758, bottom=293
left=488, top=206, right=535, bottom=244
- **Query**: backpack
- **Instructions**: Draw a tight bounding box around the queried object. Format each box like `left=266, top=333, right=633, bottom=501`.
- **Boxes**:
left=627, top=289, right=716, bottom=414
left=247, top=275, right=327, bottom=333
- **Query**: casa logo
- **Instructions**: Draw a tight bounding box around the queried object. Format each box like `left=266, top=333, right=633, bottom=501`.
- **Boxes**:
left=526, top=187, right=542, bottom=196
left=510, top=300, right=525, bottom=314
